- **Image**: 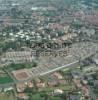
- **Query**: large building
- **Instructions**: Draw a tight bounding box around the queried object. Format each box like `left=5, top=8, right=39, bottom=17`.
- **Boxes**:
left=1, top=51, right=33, bottom=64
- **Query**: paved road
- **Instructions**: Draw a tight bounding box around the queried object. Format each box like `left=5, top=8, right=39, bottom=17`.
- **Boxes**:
left=40, top=60, right=79, bottom=76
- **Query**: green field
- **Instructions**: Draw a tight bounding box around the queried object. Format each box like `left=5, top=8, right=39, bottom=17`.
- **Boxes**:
left=31, top=94, right=44, bottom=100
left=28, top=93, right=63, bottom=100
left=5, top=62, right=37, bottom=71
left=0, top=76, right=13, bottom=84
left=42, top=85, right=72, bottom=92
left=0, top=93, right=16, bottom=100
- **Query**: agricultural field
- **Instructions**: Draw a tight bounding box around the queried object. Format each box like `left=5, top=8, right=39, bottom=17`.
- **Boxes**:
left=0, top=93, right=16, bottom=100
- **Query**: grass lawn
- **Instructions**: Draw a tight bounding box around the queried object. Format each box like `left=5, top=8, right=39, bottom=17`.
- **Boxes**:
left=29, top=93, right=63, bottom=100
left=0, top=93, right=16, bottom=100
left=42, top=85, right=72, bottom=92
left=94, top=88, right=98, bottom=94
left=6, top=62, right=37, bottom=71
left=0, top=76, right=13, bottom=84
left=50, top=96, right=62, bottom=100
left=31, top=94, right=44, bottom=100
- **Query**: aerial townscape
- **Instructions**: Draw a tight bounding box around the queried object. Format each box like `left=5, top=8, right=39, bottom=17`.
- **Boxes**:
left=0, top=0, right=98, bottom=100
